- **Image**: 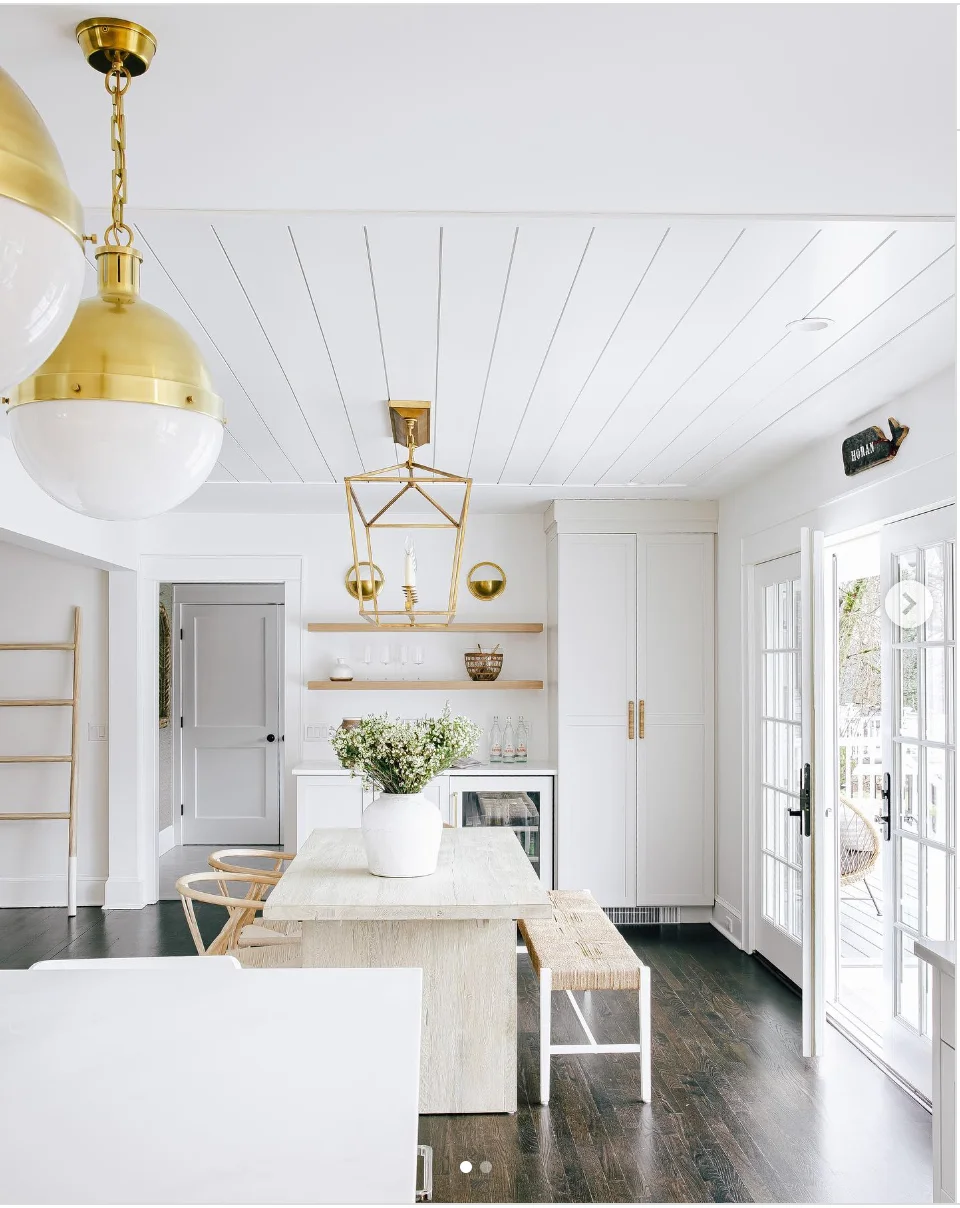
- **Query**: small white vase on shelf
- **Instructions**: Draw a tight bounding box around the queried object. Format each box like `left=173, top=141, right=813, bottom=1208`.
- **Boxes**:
left=330, top=657, right=354, bottom=682
left=361, top=792, right=443, bottom=877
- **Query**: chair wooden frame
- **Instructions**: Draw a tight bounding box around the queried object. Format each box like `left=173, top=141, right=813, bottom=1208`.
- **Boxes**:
left=176, top=871, right=288, bottom=957
left=207, top=848, right=295, bottom=893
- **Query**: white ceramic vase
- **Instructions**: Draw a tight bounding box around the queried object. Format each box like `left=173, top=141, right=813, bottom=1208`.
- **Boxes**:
left=361, top=791, right=443, bottom=878
left=330, top=657, right=354, bottom=682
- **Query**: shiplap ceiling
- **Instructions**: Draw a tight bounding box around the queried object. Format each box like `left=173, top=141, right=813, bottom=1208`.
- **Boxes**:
left=11, top=211, right=947, bottom=505
left=0, top=5, right=953, bottom=509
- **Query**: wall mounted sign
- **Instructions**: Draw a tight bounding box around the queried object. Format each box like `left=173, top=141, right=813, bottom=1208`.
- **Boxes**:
left=841, top=417, right=909, bottom=477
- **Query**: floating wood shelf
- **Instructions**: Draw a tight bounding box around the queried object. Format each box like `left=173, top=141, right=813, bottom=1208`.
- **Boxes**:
left=307, top=679, right=544, bottom=691
left=308, top=622, right=543, bottom=633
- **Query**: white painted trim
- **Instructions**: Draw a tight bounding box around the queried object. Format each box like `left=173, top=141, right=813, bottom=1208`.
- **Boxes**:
left=136, top=554, right=303, bottom=906
left=545, top=498, right=718, bottom=535
left=0, top=875, right=106, bottom=909
left=714, top=895, right=741, bottom=920
left=102, top=877, right=147, bottom=909
left=710, top=917, right=745, bottom=951
left=158, top=826, right=175, bottom=857
left=171, top=583, right=285, bottom=605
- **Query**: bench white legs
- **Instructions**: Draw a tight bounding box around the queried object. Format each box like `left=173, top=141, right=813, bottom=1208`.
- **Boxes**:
left=536, top=964, right=652, bottom=1105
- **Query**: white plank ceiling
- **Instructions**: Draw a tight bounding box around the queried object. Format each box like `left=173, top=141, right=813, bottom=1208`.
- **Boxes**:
left=7, top=213, right=952, bottom=504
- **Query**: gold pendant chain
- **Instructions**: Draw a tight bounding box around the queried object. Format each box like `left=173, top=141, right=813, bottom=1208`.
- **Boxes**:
left=104, top=53, right=133, bottom=247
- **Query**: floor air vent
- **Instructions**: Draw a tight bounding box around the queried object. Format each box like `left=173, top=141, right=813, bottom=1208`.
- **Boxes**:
left=603, top=906, right=681, bottom=925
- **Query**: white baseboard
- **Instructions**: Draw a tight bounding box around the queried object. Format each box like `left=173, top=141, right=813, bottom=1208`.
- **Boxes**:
left=710, top=917, right=745, bottom=950
left=158, top=826, right=175, bottom=857
left=0, top=875, right=105, bottom=908
left=102, top=876, right=145, bottom=910
left=711, top=897, right=744, bottom=947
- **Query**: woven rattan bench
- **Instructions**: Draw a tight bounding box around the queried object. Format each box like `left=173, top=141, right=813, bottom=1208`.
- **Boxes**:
left=519, top=889, right=651, bottom=1105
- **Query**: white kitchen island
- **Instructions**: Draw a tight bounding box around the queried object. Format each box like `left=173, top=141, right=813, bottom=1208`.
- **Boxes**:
left=264, top=826, right=552, bottom=1114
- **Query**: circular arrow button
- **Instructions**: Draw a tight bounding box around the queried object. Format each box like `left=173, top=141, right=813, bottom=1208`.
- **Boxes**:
left=883, top=580, right=934, bottom=629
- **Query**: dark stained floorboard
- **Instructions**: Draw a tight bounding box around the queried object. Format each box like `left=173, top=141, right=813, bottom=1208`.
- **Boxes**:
left=0, top=910, right=931, bottom=1203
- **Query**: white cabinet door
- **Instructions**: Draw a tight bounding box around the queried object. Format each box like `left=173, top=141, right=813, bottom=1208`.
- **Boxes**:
left=421, top=775, right=450, bottom=823
left=556, top=534, right=637, bottom=906
left=296, top=779, right=364, bottom=849
left=637, top=534, right=715, bottom=906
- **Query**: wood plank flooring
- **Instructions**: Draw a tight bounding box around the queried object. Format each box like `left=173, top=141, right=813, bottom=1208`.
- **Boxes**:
left=0, top=909, right=931, bottom=1204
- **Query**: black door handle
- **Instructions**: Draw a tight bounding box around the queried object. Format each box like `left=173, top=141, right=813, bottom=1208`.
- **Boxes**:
left=875, top=772, right=892, bottom=841
left=788, top=764, right=811, bottom=837
left=266, top=733, right=276, bottom=742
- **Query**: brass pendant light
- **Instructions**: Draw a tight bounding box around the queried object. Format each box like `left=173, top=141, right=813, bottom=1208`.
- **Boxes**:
left=3, top=18, right=225, bottom=521
left=344, top=401, right=472, bottom=628
left=0, top=66, right=85, bottom=392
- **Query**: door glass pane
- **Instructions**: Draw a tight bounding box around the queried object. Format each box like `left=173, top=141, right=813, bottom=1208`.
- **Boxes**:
left=792, top=579, right=802, bottom=649
left=898, top=836, right=920, bottom=929
left=897, top=550, right=920, bottom=642
left=924, top=846, right=947, bottom=940
left=924, top=544, right=945, bottom=640
left=924, top=647, right=946, bottom=742
left=763, top=653, right=778, bottom=717
left=790, top=867, right=802, bottom=941
left=898, top=649, right=919, bottom=737
left=897, top=931, right=921, bottom=1031
left=778, top=582, right=789, bottom=647
left=764, top=586, right=778, bottom=648
left=926, top=747, right=947, bottom=841
left=763, top=854, right=776, bottom=921
left=763, top=719, right=776, bottom=784
left=776, top=654, right=794, bottom=720
left=899, top=744, right=920, bottom=832
left=768, top=787, right=782, bottom=855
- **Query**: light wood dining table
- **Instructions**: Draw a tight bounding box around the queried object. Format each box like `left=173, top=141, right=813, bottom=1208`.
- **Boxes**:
left=264, top=826, right=553, bottom=1114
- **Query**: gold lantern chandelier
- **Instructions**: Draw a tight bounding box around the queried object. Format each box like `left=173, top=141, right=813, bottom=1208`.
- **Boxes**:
left=344, top=402, right=472, bottom=628
left=3, top=17, right=225, bottom=521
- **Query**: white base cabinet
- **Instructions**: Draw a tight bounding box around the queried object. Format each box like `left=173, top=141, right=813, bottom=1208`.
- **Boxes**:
left=919, top=940, right=957, bottom=1204
left=546, top=503, right=716, bottom=911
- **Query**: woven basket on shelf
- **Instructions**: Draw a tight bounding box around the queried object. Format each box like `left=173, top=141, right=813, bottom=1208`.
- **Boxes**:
left=464, top=651, right=503, bottom=681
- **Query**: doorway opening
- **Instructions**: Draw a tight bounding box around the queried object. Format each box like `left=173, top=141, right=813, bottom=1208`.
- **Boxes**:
left=157, top=583, right=284, bottom=900
left=826, top=507, right=956, bottom=1100
left=830, top=533, right=886, bottom=1039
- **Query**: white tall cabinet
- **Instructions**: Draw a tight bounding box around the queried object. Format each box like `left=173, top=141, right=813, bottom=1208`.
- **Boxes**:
left=546, top=501, right=717, bottom=911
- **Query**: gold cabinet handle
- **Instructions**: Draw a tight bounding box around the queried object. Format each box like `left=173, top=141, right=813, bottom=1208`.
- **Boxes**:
left=627, top=699, right=635, bottom=740
left=638, top=699, right=645, bottom=739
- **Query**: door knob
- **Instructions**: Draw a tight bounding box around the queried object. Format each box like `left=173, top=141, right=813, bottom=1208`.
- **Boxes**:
left=266, top=733, right=276, bottom=742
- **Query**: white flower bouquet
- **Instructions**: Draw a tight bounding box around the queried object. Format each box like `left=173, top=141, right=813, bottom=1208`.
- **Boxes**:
left=331, top=706, right=482, bottom=795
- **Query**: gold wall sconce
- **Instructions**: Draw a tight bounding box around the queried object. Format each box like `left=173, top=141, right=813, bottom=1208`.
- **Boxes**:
left=345, top=563, right=384, bottom=601
left=467, top=562, right=506, bottom=601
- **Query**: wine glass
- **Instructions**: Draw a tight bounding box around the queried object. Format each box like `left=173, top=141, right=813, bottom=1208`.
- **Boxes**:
left=414, top=646, right=424, bottom=681
left=400, top=645, right=409, bottom=671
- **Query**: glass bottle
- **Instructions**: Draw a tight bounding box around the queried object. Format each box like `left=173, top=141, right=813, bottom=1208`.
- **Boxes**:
left=502, top=716, right=516, bottom=763
left=515, top=716, right=528, bottom=764
left=489, top=716, right=502, bottom=763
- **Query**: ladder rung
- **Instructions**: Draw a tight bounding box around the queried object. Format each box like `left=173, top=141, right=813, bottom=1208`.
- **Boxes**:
left=0, top=812, right=71, bottom=821
left=0, top=643, right=75, bottom=651
left=0, top=699, right=75, bottom=707
left=0, top=755, right=72, bottom=763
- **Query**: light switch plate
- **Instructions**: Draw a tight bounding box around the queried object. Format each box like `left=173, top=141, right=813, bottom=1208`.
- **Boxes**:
left=87, top=723, right=107, bottom=741
left=304, top=724, right=324, bottom=741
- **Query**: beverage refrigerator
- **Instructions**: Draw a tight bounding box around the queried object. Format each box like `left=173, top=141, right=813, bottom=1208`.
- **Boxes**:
left=447, top=774, right=554, bottom=888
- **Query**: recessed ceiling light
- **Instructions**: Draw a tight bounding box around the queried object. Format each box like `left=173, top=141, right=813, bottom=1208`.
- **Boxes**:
left=786, top=316, right=834, bottom=333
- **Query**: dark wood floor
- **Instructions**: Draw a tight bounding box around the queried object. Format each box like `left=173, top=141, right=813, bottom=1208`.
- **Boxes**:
left=1, top=908, right=931, bottom=1204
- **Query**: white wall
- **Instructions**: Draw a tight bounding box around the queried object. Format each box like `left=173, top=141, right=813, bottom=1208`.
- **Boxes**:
left=0, top=541, right=110, bottom=905
left=715, top=368, right=956, bottom=944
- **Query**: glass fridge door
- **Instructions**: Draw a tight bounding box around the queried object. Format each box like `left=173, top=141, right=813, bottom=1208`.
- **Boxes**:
left=461, top=789, right=541, bottom=874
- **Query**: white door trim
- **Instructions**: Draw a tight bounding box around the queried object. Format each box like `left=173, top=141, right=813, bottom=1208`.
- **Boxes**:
left=130, top=555, right=302, bottom=907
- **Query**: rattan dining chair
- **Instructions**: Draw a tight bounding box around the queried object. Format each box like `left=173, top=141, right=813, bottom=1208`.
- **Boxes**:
left=175, top=871, right=301, bottom=968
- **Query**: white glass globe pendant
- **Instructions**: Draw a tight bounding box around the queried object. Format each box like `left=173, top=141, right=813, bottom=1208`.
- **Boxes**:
left=0, top=68, right=86, bottom=394
left=3, top=18, right=224, bottom=521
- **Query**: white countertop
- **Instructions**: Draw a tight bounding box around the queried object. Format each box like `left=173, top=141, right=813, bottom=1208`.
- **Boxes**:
left=264, top=828, right=552, bottom=921
left=293, top=761, right=557, bottom=777
left=916, top=938, right=956, bottom=977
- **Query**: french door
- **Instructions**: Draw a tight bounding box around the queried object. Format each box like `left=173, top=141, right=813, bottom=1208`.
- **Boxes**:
left=754, top=531, right=825, bottom=1056
left=879, top=505, right=956, bottom=1094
